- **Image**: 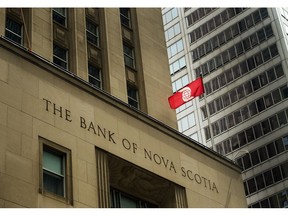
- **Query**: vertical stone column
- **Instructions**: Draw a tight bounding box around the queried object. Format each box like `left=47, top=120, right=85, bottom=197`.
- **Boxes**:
left=95, top=148, right=110, bottom=208
left=175, top=185, right=188, bottom=208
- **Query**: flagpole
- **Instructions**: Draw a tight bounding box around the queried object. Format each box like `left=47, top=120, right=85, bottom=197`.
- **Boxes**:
left=201, top=74, right=215, bottom=151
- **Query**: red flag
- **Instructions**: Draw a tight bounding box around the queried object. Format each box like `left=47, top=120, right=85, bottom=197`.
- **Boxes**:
left=168, top=77, right=204, bottom=109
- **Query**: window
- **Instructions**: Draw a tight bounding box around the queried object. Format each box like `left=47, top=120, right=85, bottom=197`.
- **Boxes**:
left=110, top=188, right=157, bottom=208
left=53, top=44, right=68, bottom=69
left=53, top=8, right=67, bottom=26
left=123, top=44, right=135, bottom=69
left=40, top=138, right=72, bottom=204
left=127, top=85, right=139, bottom=109
left=88, top=64, right=102, bottom=89
left=5, top=17, right=23, bottom=44
left=86, top=20, right=99, bottom=47
left=120, top=8, right=131, bottom=27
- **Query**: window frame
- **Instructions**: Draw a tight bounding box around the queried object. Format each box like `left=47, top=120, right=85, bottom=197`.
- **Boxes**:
left=5, top=16, right=23, bottom=45
left=53, top=43, right=68, bottom=70
left=86, top=19, right=100, bottom=47
left=39, top=137, right=73, bottom=205
left=53, top=8, right=67, bottom=27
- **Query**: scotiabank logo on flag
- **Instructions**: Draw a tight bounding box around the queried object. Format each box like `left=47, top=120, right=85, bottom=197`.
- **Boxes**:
left=168, top=77, right=204, bottom=109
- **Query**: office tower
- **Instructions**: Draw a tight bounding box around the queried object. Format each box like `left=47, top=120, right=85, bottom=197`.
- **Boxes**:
left=0, top=8, right=246, bottom=207
left=162, top=8, right=288, bottom=207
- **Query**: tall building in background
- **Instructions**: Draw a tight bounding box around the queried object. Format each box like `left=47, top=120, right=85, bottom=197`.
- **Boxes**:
left=0, top=8, right=247, bottom=208
left=162, top=8, right=288, bottom=207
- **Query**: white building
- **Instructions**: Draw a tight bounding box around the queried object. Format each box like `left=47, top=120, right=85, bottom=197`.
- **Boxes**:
left=162, top=7, right=288, bottom=208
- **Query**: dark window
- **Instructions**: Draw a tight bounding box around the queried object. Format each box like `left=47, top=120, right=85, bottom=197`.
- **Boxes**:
left=275, top=64, right=284, bottom=78
left=219, top=118, right=227, bottom=132
left=120, top=8, right=131, bottom=27
left=259, top=72, right=268, bottom=86
left=280, top=86, right=288, bottom=99
left=250, top=33, right=258, bottom=47
left=260, top=199, right=270, bottom=208
left=243, top=38, right=251, bottom=51
left=264, top=94, right=273, bottom=108
left=236, top=42, right=244, bottom=55
left=256, top=98, right=265, bottom=112
left=236, top=85, right=245, bottom=100
left=260, top=8, right=269, bottom=19
left=123, top=44, right=135, bottom=68
left=204, top=127, right=211, bottom=140
left=223, top=139, right=231, bottom=154
left=259, top=146, right=268, bottom=162
left=227, top=8, right=236, bottom=19
left=264, top=170, right=273, bottom=186
left=215, top=97, right=223, bottom=112
left=86, top=20, right=99, bottom=46
left=205, top=41, right=212, bottom=54
left=215, top=55, right=222, bottom=68
left=218, top=32, right=226, bottom=45
left=269, top=196, right=280, bottom=208
left=238, top=19, right=247, bottom=32
left=272, top=89, right=281, bottom=104
left=208, top=59, right=216, bottom=72
left=232, top=65, right=241, bottom=79
left=269, top=44, right=278, bottom=57
left=239, top=61, right=248, bottom=75
left=247, top=178, right=257, bottom=194
left=53, top=8, right=66, bottom=26
left=208, top=19, right=215, bottom=31
left=246, top=128, right=255, bottom=143
left=252, top=77, right=261, bottom=91
left=241, top=106, right=250, bottom=121
left=53, top=44, right=68, bottom=69
left=225, top=28, right=232, bottom=42
left=110, top=188, right=157, bottom=208
left=277, top=111, right=287, bottom=126
left=192, top=49, right=199, bottom=61
left=257, top=28, right=266, bottom=42
left=231, top=24, right=239, bottom=37
left=199, top=45, right=205, bottom=57
left=204, top=82, right=212, bottom=95
left=254, top=52, right=263, bottom=66
left=256, top=174, right=265, bottom=190
left=225, top=70, right=233, bottom=83
left=228, top=46, right=237, bottom=60
left=280, top=162, right=288, bottom=178
left=253, top=10, right=261, bottom=24
left=214, top=14, right=221, bottom=27
left=220, top=10, right=228, bottom=23
left=212, top=122, right=220, bottom=136
left=247, top=57, right=256, bottom=71
left=88, top=64, right=102, bottom=89
left=5, top=17, right=22, bottom=44
left=249, top=102, right=257, bottom=116
left=238, top=131, right=247, bottom=146
left=262, top=48, right=271, bottom=62
left=201, top=23, right=208, bottom=35
left=222, top=93, right=230, bottom=107
left=208, top=102, right=216, bottom=115
left=234, top=110, right=242, bottom=124
left=267, top=68, right=276, bottom=82
left=261, top=119, right=271, bottom=135
left=269, top=115, right=279, bottom=130
left=218, top=73, right=227, bottom=87
left=127, top=85, right=139, bottom=109
left=264, top=24, right=273, bottom=38
left=227, top=114, right=235, bottom=128
left=212, top=78, right=219, bottom=91
left=251, top=150, right=260, bottom=166
left=253, top=123, right=263, bottom=139
left=229, top=89, right=237, bottom=104
left=272, top=166, right=282, bottom=182
left=211, top=37, right=219, bottom=49
left=266, top=142, right=276, bottom=158
left=275, top=138, right=284, bottom=154
left=243, top=153, right=252, bottom=170
left=222, top=51, right=229, bottom=64
left=231, top=135, right=239, bottom=150
left=201, top=107, right=208, bottom=119
left=245, top=14, right=253, bottom=28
